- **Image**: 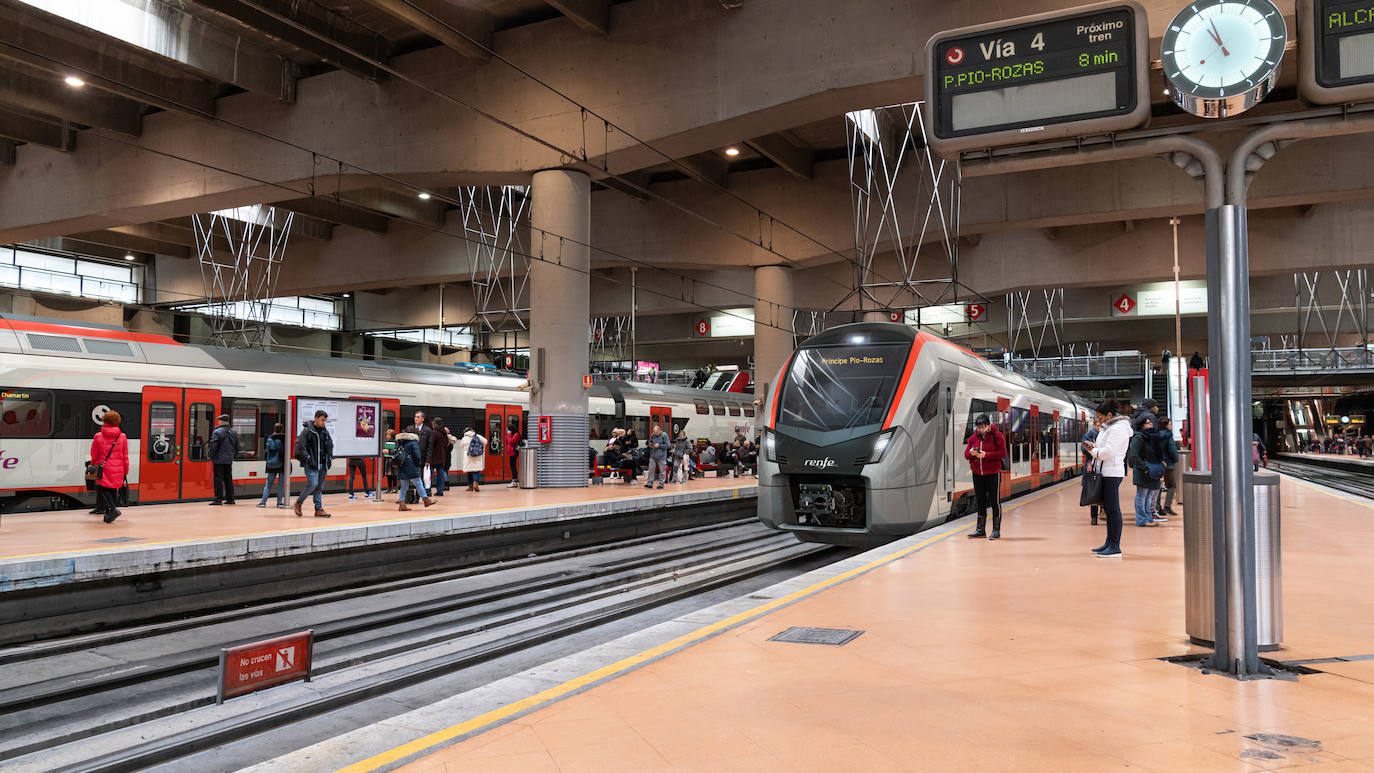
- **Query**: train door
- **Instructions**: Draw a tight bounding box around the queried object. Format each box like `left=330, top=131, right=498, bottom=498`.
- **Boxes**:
left=997, top=397, right=1011, bottom=498
left=1051, top=410, right=1062, bottom=481
left=943, top=385, right=956, bottom=494
left=484, top=404, right=522, bottom=482
left=649, top=406, right=672, bottom=435
left=1029, top=405, right=1041, bottom=488
left=138, top=386, right=220, bottom=502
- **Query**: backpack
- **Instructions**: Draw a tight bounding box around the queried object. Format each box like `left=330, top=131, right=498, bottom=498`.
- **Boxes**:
left=391, top=445, right=406, bottom=467
left=467, top=435, right=484, bottom=457
left=264, top=437, right=282, bottom=468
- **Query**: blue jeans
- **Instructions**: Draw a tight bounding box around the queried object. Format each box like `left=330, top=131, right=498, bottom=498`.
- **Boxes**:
left=466, top=471, right=484, bottom=485
left=1134, top=486, right=1158, bottom=526
left=259, top=470, right=284, bottom=505
left=1102, top=476, right=1124, bottom=550
left=296, top=466, right=326, bottom=510
left=398, top=477, right=428, bottom=502
left=432, top=467, right=448, bottom=494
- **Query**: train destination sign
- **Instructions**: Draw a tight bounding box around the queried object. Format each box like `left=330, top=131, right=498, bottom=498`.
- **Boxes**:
left=924, top=1, right=1150, bottom=156
left=1299, top=0, right=1374, bottom=103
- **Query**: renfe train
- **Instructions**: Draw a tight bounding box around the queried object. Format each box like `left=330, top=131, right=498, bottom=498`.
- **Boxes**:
left=0, top=315, right=757, bottom=513
left=758, top=322, right=1093, bottom=546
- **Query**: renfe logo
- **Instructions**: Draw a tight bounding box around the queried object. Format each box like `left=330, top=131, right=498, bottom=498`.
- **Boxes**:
left=0, top=451, right=19, bottom=470
left=803, top=457, right=838, bottom=469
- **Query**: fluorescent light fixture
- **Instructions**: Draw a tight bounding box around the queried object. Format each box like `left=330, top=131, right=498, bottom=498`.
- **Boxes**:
left=342, top=292, right=351, bottom=298
left=724, top=146, right=741, bottom=156
left=64, top=75, right=85, bottom=87
left=417, top=192, right=431, bottom=200
left=123, top=253, right=136, bottom=261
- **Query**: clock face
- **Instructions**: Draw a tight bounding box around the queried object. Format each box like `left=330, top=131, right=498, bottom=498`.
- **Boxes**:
left=1162, top=0, right=1287, bottom=104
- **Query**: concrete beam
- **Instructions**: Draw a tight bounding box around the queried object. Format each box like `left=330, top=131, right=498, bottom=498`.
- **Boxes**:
left=66, top=228, right=191, bottom=259
left=745, top=133, right=813, bottom=180
left=0, top=4, right=217, bottom=116
left=275, top=197, right=390, bottom=234
left=595, top=171, right=652, bottom=201
left=0, top=138, right=15, bottom=165
left=161, top=212, right=334, bottom=242
left=0, top=67, right=142, bottom=136
left=676, top=152, right=728, bottom=188
left=360, top=0, right=494, bottom=60
left=193, top=0, right=388, bottom=81
left=0, top=108, right=73, bottom=150
left=340, top=188, right=448, bottom=228
left=544, top=0, right=610, bottom=34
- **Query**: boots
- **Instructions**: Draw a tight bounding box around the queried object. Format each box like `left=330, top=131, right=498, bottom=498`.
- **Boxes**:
left=989, top=511, right=1002, bottom=540
left=293, top=500, right=303, bottom=517
left=398, top=502, right=410, bottom=511
left=466, top=482, right=475, bottom=491
left=422, top=497, right=436, bottom=507
left=472, top=482, right=480, bottom=492
left=968, top=513, right=987, bottom=538
left=314, top=509, right=331, bottom=518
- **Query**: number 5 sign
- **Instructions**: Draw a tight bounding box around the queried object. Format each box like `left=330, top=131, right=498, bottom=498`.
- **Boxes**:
left=965, top=303, right=986, bottom=322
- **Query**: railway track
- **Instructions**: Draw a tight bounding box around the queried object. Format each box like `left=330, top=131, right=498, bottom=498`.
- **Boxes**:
left=0, top=519, right=830, bottom=773
left=1268, top=457, right=1373, bottom=499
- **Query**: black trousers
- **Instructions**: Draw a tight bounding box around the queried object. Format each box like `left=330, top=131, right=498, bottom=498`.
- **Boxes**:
left=213, top=463, right=235, bottom=503
left=510, top=452, right=519, bottom=482
left=97, top=484, right=120, bottom=513
left=972, top=472, right=1001, bottom=533
left=347, top=458, right=372, bottom=495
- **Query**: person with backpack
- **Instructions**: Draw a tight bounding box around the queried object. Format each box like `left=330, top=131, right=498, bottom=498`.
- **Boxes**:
left=505, top=418, right=523, bottom=487
left=672, top=425, right=691, bottom=483
left=207, top=413, right=240, bottom=506
left=394, top=430, right=435, bottom=510
left=963, top=413, right=1007, bottom=539
left=1129, top=414, right=1166, bottom=527
left=1157, top=416, right=1181, bottom=517
left=429, top=418, right=451, bottom=496
left=257, top=423, right=287, bottom=508
left=293, top=410, right=334, bottom=518
left=1088, top=400, right=1132, bottom=558
left=460, top=426, right=487, bottom=492
left=644, top=423, right=670, bottom=489
left=89, top=410, right=129, bottom=524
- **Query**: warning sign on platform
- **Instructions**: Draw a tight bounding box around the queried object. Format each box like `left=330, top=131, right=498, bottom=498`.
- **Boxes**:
left=218, top=631, right=313, bottom=703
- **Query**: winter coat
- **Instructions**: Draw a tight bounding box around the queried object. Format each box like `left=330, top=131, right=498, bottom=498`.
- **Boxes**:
left=1129, top=428, right=1164, bottom=489
left=403, top=423, right=433, bottom=464
left=1089, top=415, right=1133, bottom=478
left=963, top=426, right=1007, bottom=476
left=646, top=431, right=671, bottom=461
left=207, top=424, right=240, bottom=465
left=673, top=433, right=690, bottom=458
left=1161, top=432, right=1180, bottom=470
left=89, top=424, right=129, bottom=489
left=294, top=421, right=334, bottom=470
left=395, top=432, right=423, bottom=479
left=622, top=430, right=639, bottom=450
left=460, top=430, right=487, bottom=473
left=429, top=426, right=451, bottom=467
left=264, top=433, right=285, bottom=472
left=701, top=445, right=717, bottom=465
left=505, top=429, right=522, bottom=458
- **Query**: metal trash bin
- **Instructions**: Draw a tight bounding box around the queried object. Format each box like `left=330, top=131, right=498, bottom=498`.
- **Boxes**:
left=1182, top=469, right=1282, bottom=649
left=518, top=447, right=538, bottom=489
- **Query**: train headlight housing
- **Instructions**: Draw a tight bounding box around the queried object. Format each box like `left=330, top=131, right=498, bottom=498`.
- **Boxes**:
left=763, top=429, right=778, bottom=462
left=868, top=428, right=897, bottom=464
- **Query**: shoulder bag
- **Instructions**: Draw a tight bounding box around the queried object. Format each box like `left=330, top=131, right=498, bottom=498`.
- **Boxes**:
left=1079, top=459, right=1104, bottom=507
left=85, top=437, right=117, bottom=491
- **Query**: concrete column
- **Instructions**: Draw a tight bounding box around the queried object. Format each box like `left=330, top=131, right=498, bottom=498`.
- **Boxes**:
left=753, top=265, right=794, bottom=413
left=530, top=169, right=591, bottom=487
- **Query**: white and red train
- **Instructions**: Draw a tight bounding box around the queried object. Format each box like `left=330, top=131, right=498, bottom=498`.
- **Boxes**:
left=0, top=315, right=758, bottom=512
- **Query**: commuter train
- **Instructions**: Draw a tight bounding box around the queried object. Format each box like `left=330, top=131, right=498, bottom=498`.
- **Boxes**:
left=758, top=322, right=1093, bottom=546
left=0, top=315, right=758, bottom=513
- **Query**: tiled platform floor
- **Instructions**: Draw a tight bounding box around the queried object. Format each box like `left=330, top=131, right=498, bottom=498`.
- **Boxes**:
left=395, top=477, right=1374, bottom=772
left=0, top=475, right=750, bottom=562
left=1284, top=452, right=1374, bottom=468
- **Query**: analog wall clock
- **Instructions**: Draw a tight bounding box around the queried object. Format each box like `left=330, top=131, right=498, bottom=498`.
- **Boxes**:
left=1161, top=0, right=1287, bottom=118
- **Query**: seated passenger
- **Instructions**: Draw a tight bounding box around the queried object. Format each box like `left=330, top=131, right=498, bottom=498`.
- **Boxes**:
left=602, top=442, right=640, bottom=483
left=737, top=440, right=758, bottom=476
left=700, top=443, right=718, bottom=466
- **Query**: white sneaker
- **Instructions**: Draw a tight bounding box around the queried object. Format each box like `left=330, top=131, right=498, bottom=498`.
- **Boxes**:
left=347, top=494, right=357, bottom=500
left=508, top=481, right=518, bottom=488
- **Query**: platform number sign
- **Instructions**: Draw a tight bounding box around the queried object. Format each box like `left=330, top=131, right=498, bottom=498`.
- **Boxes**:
left=694, top=319, right=710, bottom=337
left=888, top=311, right=903, bottom=323
left=1113, top=293, right=1137, bottom=315
left=966, top=303, right=986, bottom=322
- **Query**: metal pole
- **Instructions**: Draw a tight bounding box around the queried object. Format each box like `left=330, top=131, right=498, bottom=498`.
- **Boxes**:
left=1172, top=216, right=1183, bottom=421
left=630, top=267, right=637, bottom=381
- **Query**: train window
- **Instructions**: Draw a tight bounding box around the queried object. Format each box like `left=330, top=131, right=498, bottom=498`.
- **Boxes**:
left=146, top=402, right=177, bottom=463
left=916, top=383, right=940, bottom=423
left=743, top=405, right=755, bottom=417
left=711, top=400, right=726, bottom=416
left=728, top=403, right=742, bottom=417
left=0, top=388, right=53, bottom=438
left=187, top=403, right=215, bottom=462
left=1009, top=408, right=1029, bottom=463
left=226, top=399, right=283, bottom=460
left=383, top=410, right=397, bottom=437
left=694, top=399, right=709, bottom=415
left=964, top=398, right=997, bottom=442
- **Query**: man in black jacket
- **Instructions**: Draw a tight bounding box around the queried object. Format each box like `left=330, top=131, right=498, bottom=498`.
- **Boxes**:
left=294, top=410, right=334, bottom=518
left=402, top=410, right=433, bottom=472
left=207, top=413, right=240, bottom=506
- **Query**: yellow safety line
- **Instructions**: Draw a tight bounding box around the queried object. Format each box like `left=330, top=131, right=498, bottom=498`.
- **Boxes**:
left=1279, top=473, right=1374, bottom=511
left=334, top=483, right=1067, bottom=773
left=0, top=486, right=751, bottom=561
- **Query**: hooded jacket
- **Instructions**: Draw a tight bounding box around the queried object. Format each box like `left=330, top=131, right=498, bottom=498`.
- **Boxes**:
left=90, top=424, right=129, bottom=488
left=460, top=430, right=487, bottom=473
left=395, top=432, right=423, bottom=479
left=264, top=432, right=285, bottom=472
left=1090, top=414, right=1133, bottom=478
left=646, top=431, right=671, bottom=461
left=963, top=425, right=1007, bottom=476
left=429, top=425, right=451, bottom=467
left=1129, top=426, right=1165, bottom=489
left=295, top=421, right=334, bottom=470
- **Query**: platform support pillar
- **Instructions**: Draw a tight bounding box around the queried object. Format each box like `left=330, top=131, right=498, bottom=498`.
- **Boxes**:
left=753, top=265, right=794, bottom=414
left=530, top=169, right=591, bottom=487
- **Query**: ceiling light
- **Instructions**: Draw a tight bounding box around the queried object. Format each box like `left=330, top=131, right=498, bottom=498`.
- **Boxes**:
left=417, top=192, right=431, bottom=200
left=123, top=253, right=136, bottom=261
left=64, top=76, right=85, bottom=87
left=342, top=292, right=351, bottom=298
left=724, top=146, right=741, bottom=157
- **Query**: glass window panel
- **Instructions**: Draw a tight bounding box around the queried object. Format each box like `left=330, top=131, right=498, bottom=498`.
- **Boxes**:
left=0, top=263, right=18, bottom=287
left=187, top=403, right=215, bottom=461
left=1, top=388, right=53, bottom=437
left=76, top=260, right=132, bottom=281
left=14, top=250, right=74, bottom=273
left=147, top=402, right=178, bottom=462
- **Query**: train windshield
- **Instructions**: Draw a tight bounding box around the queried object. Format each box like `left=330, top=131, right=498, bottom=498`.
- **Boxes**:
left=776, top=345, right=909, bottom=433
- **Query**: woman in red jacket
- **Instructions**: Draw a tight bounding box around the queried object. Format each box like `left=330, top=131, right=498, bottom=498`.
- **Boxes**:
left=90, top=410, right=130, bottom=523
left=963, top=413, right=1007, bottom=539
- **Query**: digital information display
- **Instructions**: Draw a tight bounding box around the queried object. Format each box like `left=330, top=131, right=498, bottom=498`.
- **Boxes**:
left=1299, top=0, right=1374, bottom=102
left=924, top=1, right=1150, bottom=157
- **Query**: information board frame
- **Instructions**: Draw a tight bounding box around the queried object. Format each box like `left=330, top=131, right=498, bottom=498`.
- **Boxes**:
left=289, top=396, right=383, bottom=459
left=1298, top=0, right=1374, bottom=104
left=924, top=1, right=1150, bottom=157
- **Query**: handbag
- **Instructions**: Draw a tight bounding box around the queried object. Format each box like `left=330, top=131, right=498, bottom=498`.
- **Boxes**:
left=1079, top=461, right=1104, bottom=506
left=85, top=438, right=117, bottom=491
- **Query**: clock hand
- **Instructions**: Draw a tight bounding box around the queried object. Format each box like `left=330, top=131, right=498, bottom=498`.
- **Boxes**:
left=1208, top=19, right=1230, bottom=56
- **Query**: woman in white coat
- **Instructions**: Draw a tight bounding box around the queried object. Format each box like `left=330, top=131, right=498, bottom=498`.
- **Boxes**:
left=1087, top=399, right=1133, bottom=558
left=460, top=426, right=487, bottom=492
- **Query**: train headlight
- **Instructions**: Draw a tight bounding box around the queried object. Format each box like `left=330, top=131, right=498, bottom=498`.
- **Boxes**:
left=868, top=428, right=897, bottom=464
left=763, top=429, right=778, bottom=462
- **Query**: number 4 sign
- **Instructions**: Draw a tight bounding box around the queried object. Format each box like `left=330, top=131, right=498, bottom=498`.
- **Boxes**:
left=1113, top=294, right=1137, bottom=316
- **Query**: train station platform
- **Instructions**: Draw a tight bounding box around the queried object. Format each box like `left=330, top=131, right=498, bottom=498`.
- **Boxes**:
left=1284, top=451, right=1374, bottom=469
left=268, top=476, right=1374, bottom=773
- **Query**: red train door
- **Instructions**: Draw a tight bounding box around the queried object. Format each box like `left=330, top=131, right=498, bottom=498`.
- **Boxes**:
left=650, top=406, right=672, bottom=435
left=484, top=404, right=523, bottom=482
left=1052, top=410, right=1062, bottom=481
left=997, top=397, right=1011, bottom=498
left=1029, top=405, right=1041, bottom=487
left=138, top=386, right=220, bottom=502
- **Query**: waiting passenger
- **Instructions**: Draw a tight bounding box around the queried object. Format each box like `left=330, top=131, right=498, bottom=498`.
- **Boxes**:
left=645, top=423, right=670, bottom=489
left=1128, top=414, right=1166, bottom=527
left=963, top=414, right=1007, bottom=539
left=394, top=430, right=435, bottom=510
left=293, top=410, right=334, bottom=518
left=623, top=427, right=640, bottom=451
left=506, top=419, right=523, bottom=487
left=460, top=426, right=486, bottom=492
left=429, top=418, right=451, bottom=496
left=257, top=423, right=287, bottom=508
left=1252, top=433, right=1268, bottom=470
left=383, top=429, right=398, bottom=493
left=672, top=425, right=691, bottom=483
left=603, top=441, right=639, bottom=483
left=90, top=410, right=129, bottom=524
left=1157, top=417, right=1181, bottom=517
left=1088, top=400, right=1132, bottom=558
left=737, top=440, right=758, bottom=477
left=701, top=443, right=718, bottom=467
left=1082, top=417, right=1102, bottom=526
left=207, top=413, right=240, bottom=506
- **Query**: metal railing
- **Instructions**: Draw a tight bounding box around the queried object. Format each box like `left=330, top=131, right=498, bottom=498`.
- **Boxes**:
left=1251, top=346, right=1374, bottom=372
left=1003, top=354, right=1147, bottom=380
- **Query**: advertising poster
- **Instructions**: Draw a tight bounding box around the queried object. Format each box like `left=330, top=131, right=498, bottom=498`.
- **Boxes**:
left=356, top=405, right=376, bottom=439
